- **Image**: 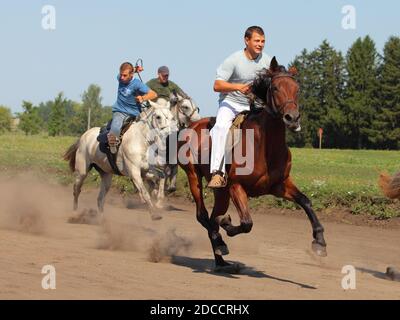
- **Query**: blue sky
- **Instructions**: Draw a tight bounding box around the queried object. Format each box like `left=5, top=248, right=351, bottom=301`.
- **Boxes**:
left=0, top=0, right=399, bottom=116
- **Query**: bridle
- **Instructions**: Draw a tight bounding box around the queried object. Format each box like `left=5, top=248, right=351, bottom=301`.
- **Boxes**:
left=140, top=105, right=171, bottom=130
left=173, top=96, right=200, bottom=129
left=266, top=73, right=299, bottom=118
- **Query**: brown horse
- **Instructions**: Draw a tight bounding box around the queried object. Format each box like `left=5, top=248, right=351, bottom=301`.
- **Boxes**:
left=378, top=173, right=400, bottom=282
left=177, top=57, right=327, bottom=271
left=379, top=171, right=400, bottom=199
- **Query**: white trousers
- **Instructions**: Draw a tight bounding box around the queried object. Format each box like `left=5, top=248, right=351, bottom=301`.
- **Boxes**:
left=210, top=100, right=249, bottom=174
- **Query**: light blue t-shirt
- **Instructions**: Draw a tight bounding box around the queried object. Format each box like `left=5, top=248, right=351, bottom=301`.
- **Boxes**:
left=216, top=50, right=271, bottom=107
left=113, top=75, right=149, bottom=116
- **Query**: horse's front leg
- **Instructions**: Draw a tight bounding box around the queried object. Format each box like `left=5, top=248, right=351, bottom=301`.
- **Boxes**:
left=167, top=164, right=178, bottom=193
left=218, top=183, right=253, bottom=237
left=127, top=164, right=162, bottom=221
left=272, top=177, right=327, bottom=257
left=155, top=176, right=166, bottom=209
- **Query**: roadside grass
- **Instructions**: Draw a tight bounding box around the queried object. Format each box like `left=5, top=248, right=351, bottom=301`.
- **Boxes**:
left=1, top=132, right=399, bottom=218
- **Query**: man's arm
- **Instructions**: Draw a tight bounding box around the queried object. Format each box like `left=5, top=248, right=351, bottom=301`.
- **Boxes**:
left=213, top=80, right=251, bottom=95
left=136, top=89, right=157, bottom=103
left=214, top=53, right=251, bottom=95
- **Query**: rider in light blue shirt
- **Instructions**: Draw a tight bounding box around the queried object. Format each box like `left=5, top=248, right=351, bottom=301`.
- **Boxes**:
left=108, top=62, right=157, bottom=153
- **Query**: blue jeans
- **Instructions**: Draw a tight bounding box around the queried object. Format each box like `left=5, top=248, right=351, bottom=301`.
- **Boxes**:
left=110, top=111, right=129, bottom=137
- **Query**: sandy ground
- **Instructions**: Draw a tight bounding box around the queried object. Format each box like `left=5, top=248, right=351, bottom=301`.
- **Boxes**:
left=0, top=175, right=400, bottom=300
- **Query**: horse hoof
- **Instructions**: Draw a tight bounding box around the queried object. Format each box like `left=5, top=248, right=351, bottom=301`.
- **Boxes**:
left=151, top=213, right=162, bottom=221
left=215, top=263, right=242, bottom=274
left=155, top=202, right=164, bottom=210
left=215, top=214, right=232, bottom=227
left=214, top=245, right=229, bottom=256
left=386, top=267, right=400, bottom=281
left=312, top=241, right=327, bottom=257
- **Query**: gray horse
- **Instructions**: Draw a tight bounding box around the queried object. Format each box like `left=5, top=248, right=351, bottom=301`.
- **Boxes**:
left=64, top=101, right=176, bottom=220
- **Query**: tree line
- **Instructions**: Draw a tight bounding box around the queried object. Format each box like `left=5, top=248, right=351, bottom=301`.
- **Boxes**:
left=0, top=84, right=111, bottom=136
left=287, top=35, right=400, bottom=149
left=0, top=35, right=399, bottom=149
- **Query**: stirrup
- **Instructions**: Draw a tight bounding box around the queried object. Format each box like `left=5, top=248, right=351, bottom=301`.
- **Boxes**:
left=108, top=136, right=120, bottom=154
left=207, top=172, right=227, bottom=188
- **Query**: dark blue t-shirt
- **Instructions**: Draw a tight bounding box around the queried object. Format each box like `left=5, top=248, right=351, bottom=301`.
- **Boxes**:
left=113, top=75, right=149, bottom=116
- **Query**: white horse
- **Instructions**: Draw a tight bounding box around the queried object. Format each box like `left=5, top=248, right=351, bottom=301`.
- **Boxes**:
left=146, top=92, right=201, bottom=194
left=64, top=102, right=176, bottom=220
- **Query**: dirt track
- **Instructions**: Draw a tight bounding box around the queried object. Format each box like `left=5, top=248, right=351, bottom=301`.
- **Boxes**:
left=0, top=176, right=400, bottom=300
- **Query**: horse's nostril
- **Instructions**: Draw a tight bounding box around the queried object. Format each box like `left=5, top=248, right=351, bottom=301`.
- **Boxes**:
left=284, top=114, right=293, bottom=122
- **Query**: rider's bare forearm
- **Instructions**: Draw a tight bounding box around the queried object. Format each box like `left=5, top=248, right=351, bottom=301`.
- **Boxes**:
left=143, top=90, right=157, bottom=101
left=213, top=80, right=245, bottom=93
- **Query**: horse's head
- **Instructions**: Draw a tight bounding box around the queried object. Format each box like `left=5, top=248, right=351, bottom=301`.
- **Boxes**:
left=148, top=100, right=177, bottom=132
left=252, top=56, right=301, bottom=132
left=169, top=91, right=201, bottom=127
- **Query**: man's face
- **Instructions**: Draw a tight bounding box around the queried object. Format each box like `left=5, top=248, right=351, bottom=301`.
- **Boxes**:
left=245, top=32, right=265, bottom=55
left=158, top=72, right=169, bottom=84
left=120, top=69, right=134, bottom=83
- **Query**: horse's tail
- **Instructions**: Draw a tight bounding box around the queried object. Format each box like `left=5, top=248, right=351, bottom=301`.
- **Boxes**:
left=378, top=171, right=400, bottom=199
left=63, top=139, right=80, bottom=172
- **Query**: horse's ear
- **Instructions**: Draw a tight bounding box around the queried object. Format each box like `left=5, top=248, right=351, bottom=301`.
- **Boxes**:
left=169, top=92, right=178, bottom=105
left=148, top=100, right=157, bottom=108
left=288, top=66, right=298, bottom=76
left=269, top=56, right=279, bottom=72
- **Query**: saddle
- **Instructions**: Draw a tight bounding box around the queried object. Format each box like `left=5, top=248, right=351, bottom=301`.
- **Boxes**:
left=207, top=110, right=254, bottom=151
left=97, top=116, right=136, bottom=175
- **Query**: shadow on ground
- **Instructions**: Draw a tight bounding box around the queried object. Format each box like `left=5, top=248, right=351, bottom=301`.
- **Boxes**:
left=171, top=255, right=317, bottom=289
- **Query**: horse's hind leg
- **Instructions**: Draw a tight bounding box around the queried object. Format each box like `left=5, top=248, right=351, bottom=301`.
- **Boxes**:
left=73, top=151, right=90, bottom=211
left=97, top=172, right=112, bottom=213
left=273, top=177, right=327, bottom=257
left=73, top=172, right=87, bottom=211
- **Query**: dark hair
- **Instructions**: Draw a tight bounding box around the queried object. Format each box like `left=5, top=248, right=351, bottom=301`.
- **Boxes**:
left=120, top=62, right=134, bottom=73
left=244, top=26, right=264, bottom=39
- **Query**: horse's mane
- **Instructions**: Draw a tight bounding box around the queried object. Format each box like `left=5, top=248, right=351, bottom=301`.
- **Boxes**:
left=251, top=65, right=287, bottom=104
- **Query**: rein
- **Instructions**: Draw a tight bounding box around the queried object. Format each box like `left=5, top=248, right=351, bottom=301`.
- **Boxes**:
left=173, top=96, right=199, bottom=129
left=138, top=106, right=172, bottom=144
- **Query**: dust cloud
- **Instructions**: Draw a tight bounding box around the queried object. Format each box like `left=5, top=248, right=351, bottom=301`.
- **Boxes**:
left=0, top=173, right=70, bottom=234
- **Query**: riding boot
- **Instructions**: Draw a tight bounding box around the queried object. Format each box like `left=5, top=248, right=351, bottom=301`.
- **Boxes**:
left=107, top=133, right=120, bottom=154
left=207, top=171, right=227, bottom=188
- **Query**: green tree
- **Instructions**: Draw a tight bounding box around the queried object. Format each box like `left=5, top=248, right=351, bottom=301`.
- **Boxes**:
left=0, top=105, right=12, bottom=133
left=64, top=102, right=86, bottom=135
left=289, top=41, right=346, bottom=148
left=375, top=36, right=400, bottom=149
left=37, top=101, right=52, bottom=129
left=48, top=92, right=68, bottom=136
left=343, top=36, right=380, bottom=149
left=82, top=84, right=103, bottom=129
left=18, top=101, right=43, bottom=135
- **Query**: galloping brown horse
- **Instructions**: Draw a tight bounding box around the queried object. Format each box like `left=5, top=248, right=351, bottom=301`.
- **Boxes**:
left=178, top=57, right=327, bottom=271
left=379, top=171, right=400, bottom=199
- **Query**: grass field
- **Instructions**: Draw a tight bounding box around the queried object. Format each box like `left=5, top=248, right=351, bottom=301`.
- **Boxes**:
left=1, top=133, right=399, bottom=218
